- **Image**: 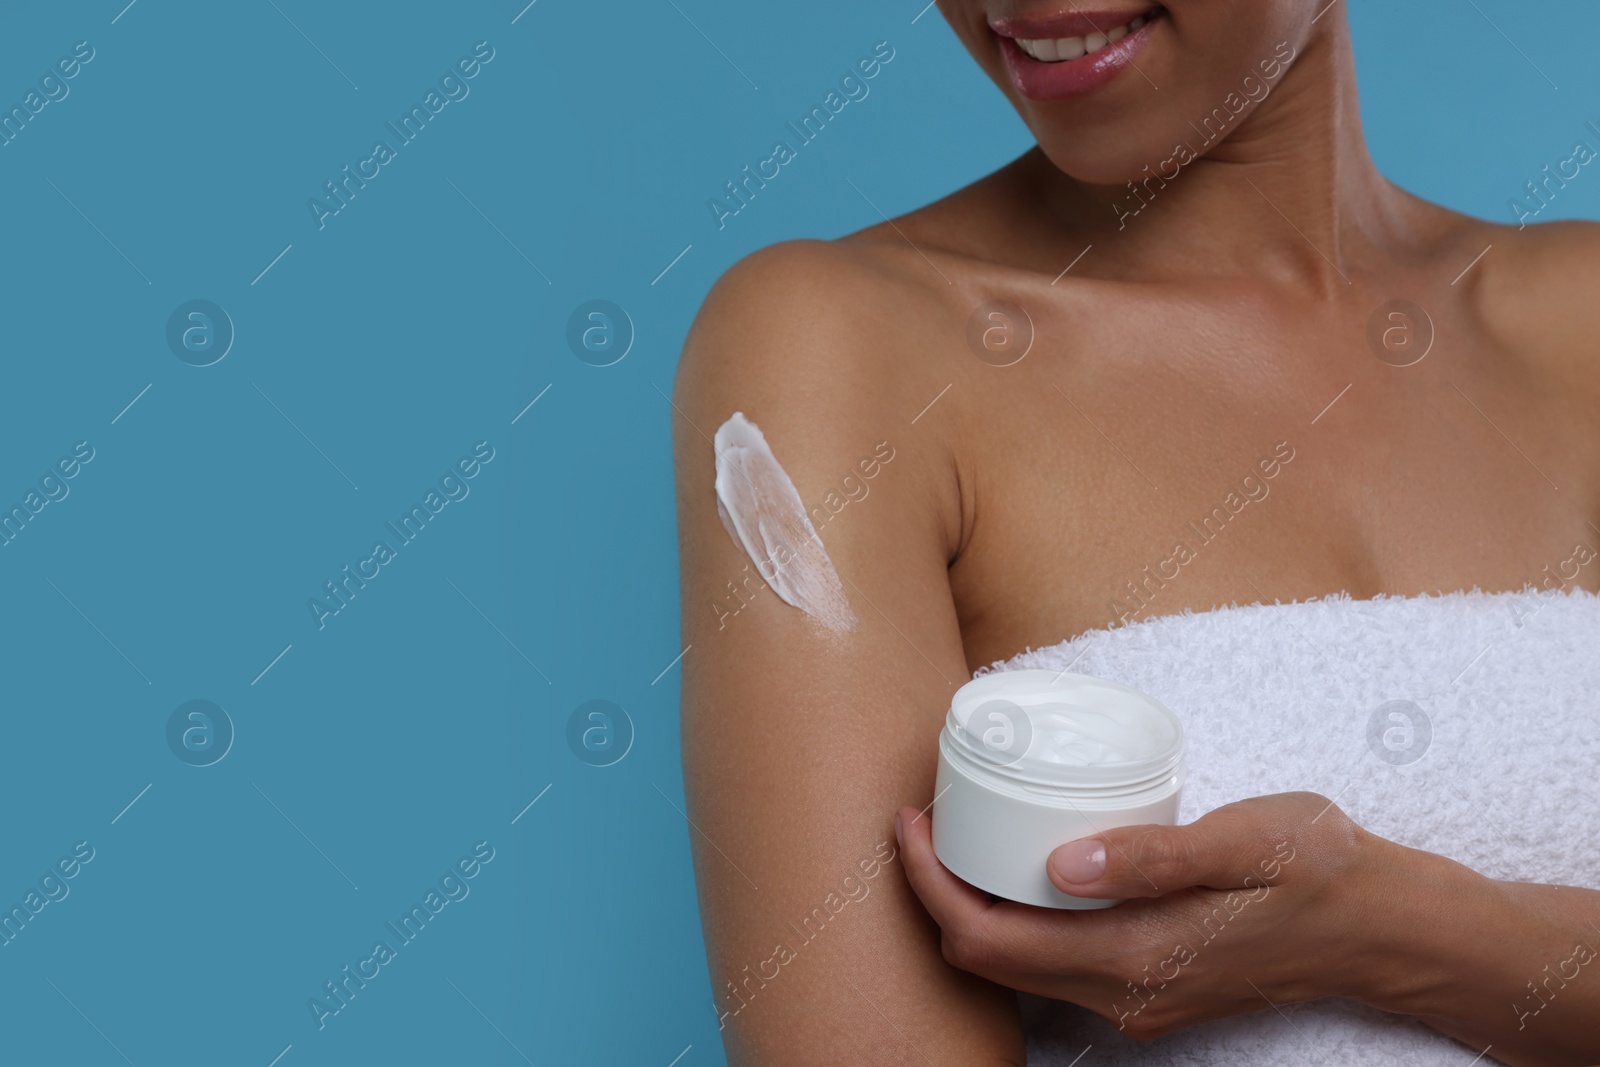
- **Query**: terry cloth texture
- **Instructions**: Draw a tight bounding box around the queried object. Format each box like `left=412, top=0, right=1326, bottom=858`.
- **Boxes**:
left=981, top=590, right=1600, bottom=1065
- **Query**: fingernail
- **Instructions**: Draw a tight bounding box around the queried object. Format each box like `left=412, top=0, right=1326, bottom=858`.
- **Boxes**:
left=894, top=813, right=904, bottom=848
left=1052, top=839, right=1106, bottom=884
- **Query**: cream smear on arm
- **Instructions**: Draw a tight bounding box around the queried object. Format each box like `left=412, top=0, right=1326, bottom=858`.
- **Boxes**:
left=712, top=412, right=858, bottom=633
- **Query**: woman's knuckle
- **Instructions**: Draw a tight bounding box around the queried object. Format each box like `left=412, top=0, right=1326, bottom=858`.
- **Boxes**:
left=1286, top=791, right=1357, bottom=842
left=1134, top=828, right=1192, bottom=878
left=941, top=923, right=989, bottom=972
left=959, top=932, right=995, bottom=972
left=939, top=931, right=964, bottom=968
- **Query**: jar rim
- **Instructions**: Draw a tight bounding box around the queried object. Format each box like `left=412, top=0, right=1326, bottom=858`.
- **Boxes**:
left=943, top=669, right=1186, bottom=795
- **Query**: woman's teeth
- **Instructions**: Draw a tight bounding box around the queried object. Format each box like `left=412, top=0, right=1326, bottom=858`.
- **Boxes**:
left=1015, top=13, right=1148, bottom=62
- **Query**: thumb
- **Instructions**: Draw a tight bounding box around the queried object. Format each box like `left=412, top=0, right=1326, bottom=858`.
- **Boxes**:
left=1046, top=816, right=1278, bottom=899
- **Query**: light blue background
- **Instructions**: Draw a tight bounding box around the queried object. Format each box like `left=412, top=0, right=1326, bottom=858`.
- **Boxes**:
left=0, top=1, right=1594, bottom=1064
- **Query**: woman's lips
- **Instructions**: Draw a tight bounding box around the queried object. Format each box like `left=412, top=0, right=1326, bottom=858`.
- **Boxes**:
left=992, top=6, right=1162, bottom=100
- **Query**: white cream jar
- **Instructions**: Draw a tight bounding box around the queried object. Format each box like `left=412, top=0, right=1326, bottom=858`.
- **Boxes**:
left=932, top=669, right=1186, bottom=909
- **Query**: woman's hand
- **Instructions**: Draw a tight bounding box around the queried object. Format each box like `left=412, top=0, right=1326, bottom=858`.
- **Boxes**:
left=894, top=791, right=1398, bottom=1038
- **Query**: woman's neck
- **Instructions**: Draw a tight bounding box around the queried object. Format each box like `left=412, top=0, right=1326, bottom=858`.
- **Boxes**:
left=1034, top=12, right=1424, bottom=295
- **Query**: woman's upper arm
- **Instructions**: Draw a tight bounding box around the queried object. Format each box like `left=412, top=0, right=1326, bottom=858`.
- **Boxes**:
left=672, top=243, right=1024, bottom=1066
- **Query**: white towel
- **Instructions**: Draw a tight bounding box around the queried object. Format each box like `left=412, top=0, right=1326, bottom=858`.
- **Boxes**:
left=974, top=589, right=1600, bottom=1065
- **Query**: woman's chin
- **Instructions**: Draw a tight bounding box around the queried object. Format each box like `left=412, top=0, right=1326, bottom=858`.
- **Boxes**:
left=1030, top=139, right=1174, bottom=191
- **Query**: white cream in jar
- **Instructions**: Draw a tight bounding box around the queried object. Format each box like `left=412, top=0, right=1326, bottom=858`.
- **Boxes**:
left=932, top=669, right=1186, bottom=909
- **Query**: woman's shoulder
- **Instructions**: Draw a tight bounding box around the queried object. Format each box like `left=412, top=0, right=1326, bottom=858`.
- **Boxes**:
left=671, top=232, right=972, bottom=559
left=690, top=219, right=975, bottom=332
left=1482, top=213, right=1600, bottom=283
left=674, top=232, right=970, bottom=436
left=694, top=234, right=944, bottom=332
left=675, top=161, right=1037, bottom=401
left=1465, top=215, right=1600, bottom=391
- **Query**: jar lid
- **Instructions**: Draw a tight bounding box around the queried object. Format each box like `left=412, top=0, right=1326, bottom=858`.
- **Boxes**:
left=943, top=669, right=1185, bottom=796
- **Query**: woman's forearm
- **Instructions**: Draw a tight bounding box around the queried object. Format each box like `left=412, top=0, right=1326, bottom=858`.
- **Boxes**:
left=1353, top=842, right=1600, bottom=1066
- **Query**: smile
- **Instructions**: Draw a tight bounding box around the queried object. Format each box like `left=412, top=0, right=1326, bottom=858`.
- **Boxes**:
left=1013, top=9, right=1156, bottom=62
left=991, top=5, right=1164, bottom=98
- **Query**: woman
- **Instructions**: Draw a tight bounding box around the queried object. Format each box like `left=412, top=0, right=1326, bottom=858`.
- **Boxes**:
left=672, top=1, right=1600, bottom=1064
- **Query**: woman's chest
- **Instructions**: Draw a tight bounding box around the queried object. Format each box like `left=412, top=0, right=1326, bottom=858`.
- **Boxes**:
left=942, top=299, right=1600, bottom=669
